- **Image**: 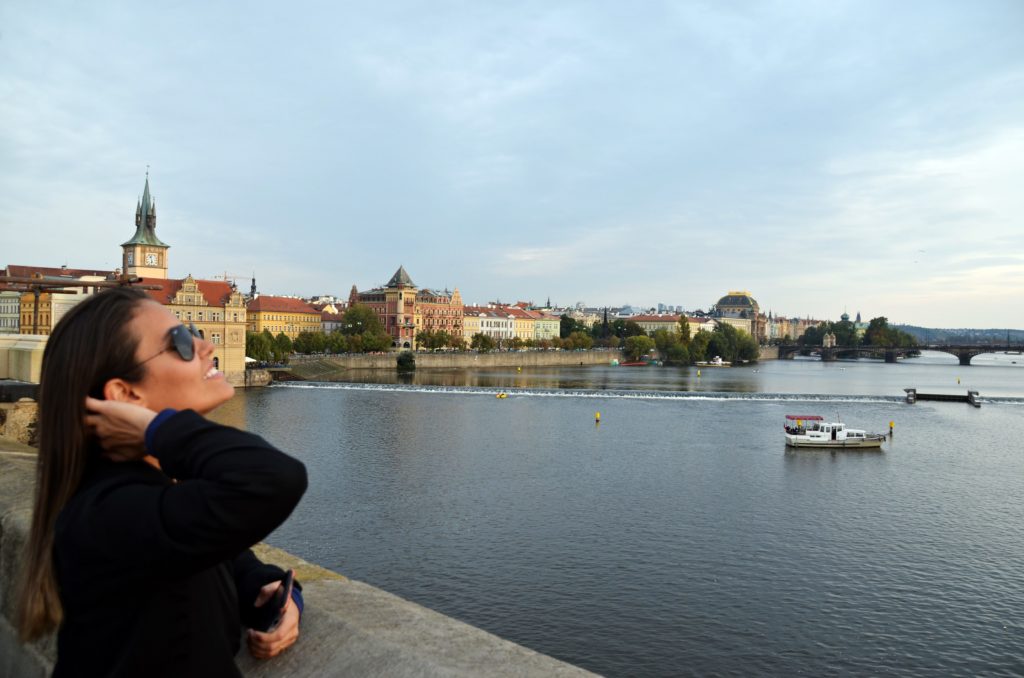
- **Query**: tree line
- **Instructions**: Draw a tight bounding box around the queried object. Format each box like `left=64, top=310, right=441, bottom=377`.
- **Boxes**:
left=246, top=304, right=759, bottom=364
left=798, top=316, right=917, bottom=349
left=563, top=314, right=759, bottom=364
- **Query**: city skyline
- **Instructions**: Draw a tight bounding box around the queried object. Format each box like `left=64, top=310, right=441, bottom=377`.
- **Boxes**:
left=2, top=2, right=1022, bottom=328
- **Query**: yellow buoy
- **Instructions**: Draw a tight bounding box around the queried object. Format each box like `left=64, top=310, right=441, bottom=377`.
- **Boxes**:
left=496, top=392, right=507, bottom=399
left=697, top=369, right=701, bottom=377
left=889, top=421, right=895, bottom=436
left=595, top=411, right=601, bottom=424
left=517, top=367, right=522, bottom=372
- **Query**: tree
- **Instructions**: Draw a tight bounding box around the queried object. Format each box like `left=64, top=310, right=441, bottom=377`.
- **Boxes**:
left=269, top=332, right=292, bottom=363
left=361, top=332, right=392, bottom=352
left=665, top=342, right=689, bottom=364
left=245, top=331, right=273, bottom=362
left=652, top=329, right=675, bottom=354
left=396, top=351, right=416, bottom=371
left=470, top=333, right=497, bottom=352
left=564, top=331, right=593, bottom=350
left=560, top=314, right=589, bottom=339
left=341, top=304, right=384, bottom=336
left=689, top=330, right=712, bottom=363
left=623, top=335, right=655, bottom=361
left=736, top=332, right=760, bottom=362
left=623, top=321, right=644, bottom=337
left=326, top=330, right=348, bottom=353
left=678, top=316, right=691, bottom=344
left=293, top=331, right=327, bottom=354
left=863, top=316, right=916, bottom=348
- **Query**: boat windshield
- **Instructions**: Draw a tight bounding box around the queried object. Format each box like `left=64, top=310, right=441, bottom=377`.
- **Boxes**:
left=784, top=415, right=823, bottom=433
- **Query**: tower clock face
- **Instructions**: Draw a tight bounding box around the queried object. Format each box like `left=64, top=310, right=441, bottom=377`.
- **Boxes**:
left=145, top=253, right=158, bottom=265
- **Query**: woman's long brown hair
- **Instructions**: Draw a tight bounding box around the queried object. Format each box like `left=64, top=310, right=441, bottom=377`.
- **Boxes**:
left=17, top=286, right=149, bottom=641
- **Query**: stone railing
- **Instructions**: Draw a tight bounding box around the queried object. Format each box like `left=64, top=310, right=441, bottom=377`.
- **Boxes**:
left=0, top=432, right=596, bottom=677
left=0, top=336, right=48, bottom=384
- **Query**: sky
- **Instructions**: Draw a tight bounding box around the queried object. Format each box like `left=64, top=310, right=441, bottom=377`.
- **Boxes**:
left=1, top=1, right=1022, bottom=328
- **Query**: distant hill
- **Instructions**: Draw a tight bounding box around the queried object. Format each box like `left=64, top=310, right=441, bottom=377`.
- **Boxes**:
left=896, top=325, right=1024, bottom=345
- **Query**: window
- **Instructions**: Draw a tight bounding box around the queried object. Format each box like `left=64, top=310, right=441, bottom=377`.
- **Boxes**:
left=212, top=333, right=221, bottom=345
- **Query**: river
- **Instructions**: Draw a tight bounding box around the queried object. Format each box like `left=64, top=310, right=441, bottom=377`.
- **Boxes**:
left=212, top=351, right=1024, bottom=676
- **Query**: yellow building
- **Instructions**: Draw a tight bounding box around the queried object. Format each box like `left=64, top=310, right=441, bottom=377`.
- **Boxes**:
left=630, top=314, right=684, bottom=335
left=533, top=312, right=560, bottom=341
left=462, top=311, right=481, bottom=339
left=246, top=295, right=321, bottom=338
left=144, top=275, right=249, bottom=385
left=504, top=307, right=537, bottom=342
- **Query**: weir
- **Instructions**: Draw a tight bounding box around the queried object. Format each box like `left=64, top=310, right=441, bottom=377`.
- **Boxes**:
left=0, top=406, right=594, bottom=678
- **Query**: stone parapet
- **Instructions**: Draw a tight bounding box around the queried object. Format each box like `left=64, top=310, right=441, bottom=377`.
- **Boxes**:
left=0, top=400, right=38, bottom=447
left=0, top=336, right=48, bottom=384
left=0, top=441, right=596, bottom=678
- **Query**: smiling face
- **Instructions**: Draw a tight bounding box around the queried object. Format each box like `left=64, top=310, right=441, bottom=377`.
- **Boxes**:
left=128, top=300, right=235, bottom=414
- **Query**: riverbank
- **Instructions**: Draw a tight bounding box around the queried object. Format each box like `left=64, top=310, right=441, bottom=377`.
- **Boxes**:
left=283, top=349, right=619, bottom=380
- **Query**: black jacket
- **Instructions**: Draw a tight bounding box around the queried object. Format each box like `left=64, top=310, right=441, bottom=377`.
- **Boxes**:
left=53, top=410, right=308, bottom=677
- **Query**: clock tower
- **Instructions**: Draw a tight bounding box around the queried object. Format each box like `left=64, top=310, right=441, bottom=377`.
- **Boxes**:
left=121, top=172, right=169, bottom=280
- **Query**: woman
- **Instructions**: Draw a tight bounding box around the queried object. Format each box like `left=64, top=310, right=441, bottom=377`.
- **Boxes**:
left=16, top=286, right=308, bottom=677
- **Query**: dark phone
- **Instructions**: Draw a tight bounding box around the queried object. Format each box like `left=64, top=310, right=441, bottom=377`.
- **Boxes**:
left=251, top=570, right=294, bottom=633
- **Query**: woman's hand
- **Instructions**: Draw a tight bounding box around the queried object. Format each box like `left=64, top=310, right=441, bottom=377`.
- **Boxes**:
left=83, top=396, right=156, bottom=462
left=248, top=577, right=300, bottom=659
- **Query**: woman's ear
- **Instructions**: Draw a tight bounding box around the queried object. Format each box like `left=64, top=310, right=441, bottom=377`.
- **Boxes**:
left=103, top=378, right=144, bottom=404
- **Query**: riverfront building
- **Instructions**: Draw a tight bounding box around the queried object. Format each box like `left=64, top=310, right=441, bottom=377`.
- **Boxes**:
left=0, top=284, right=19, bottom=334
left=462, top=305, right=515, bottom=343
left=712, top=291, right=763, bottom=341
left=4, top=265, right=113, bottom=336
left=246, top=295, right=321, bottom=338
left=349, top=266, right=463, bottom=350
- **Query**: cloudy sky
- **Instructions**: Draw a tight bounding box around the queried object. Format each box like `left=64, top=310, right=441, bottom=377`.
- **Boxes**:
left=2, top=1, right=1022, bottom=327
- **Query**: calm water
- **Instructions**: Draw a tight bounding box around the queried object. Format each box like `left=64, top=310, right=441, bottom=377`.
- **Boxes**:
left=213, top=352, right=1024, bottom=676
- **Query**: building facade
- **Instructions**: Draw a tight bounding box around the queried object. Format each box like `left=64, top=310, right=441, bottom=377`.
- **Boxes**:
left=0, top=286, right=19, bottom=334
left=144, top=275, right=249, bottom=385
left=349, top=267, right=463, bottom=350
left=462, top=306, right=515, bottom=343
left=6, top=266, right=113, bottom=335
left=246, top=296, right=321, bottom=338
left=713, top=291, right=765, bottom=342
left=631, top=314, right=684, bottom=335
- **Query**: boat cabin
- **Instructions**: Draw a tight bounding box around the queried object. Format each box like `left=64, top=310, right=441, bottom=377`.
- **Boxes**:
left=783, top=415, right=822, bottom=435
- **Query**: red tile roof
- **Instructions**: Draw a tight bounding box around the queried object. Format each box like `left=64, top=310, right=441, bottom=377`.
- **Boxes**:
left=143, top=279, right=240, bottom=306
left=630, top=314, right=682, bottom=323
left=247, top=295, right=319, bottom=314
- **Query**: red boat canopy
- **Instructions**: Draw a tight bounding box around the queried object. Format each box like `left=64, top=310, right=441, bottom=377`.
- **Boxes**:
left=785, top=415, right=824, bottom=420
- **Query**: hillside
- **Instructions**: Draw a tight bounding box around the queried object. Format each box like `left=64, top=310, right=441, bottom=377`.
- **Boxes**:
left=896, top=325, right=1024, bottom=344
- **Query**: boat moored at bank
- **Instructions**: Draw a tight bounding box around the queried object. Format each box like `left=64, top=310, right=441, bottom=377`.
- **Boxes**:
left=783, top=415, right=886, bottom=448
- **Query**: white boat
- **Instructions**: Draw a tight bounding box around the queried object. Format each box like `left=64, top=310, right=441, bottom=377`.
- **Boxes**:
left=783, top=415, right=885, bottom=448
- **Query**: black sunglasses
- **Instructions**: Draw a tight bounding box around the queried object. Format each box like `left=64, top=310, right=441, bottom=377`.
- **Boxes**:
left=135, top=323, right=202, bottom=368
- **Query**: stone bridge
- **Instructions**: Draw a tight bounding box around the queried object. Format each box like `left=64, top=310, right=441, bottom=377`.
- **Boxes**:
left=778, top=344, right=1023, bottom=366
